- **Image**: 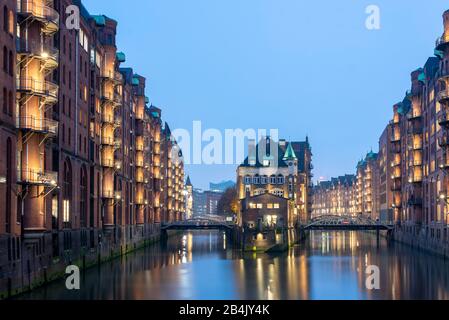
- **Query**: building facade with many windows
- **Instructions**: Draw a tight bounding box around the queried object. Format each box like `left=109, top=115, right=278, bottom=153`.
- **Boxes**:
left=312, top=175, right=357, bottom=218
left=0, top=0, right=185, bottom=298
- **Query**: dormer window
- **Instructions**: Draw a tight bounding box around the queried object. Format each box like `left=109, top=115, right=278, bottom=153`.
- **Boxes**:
left=277, top=175, right=284, bottom=184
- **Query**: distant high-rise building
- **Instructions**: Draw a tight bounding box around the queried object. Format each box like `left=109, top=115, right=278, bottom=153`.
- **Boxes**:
left=209, top=180, right=235, bottom=192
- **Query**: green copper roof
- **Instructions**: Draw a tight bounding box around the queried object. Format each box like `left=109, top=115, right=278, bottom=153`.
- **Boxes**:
left=151, top=111, right=159, bottom=118
left=283, top=143, right=297, bottom=160
left=145, top=96, right=150, bottom=104
left=132, top=77, right=139, bottom=86
left=116, top=52, right=126, bottom=63
left=366, top=150, right=377, bottom=160
left=92, top=15, right=106, bottom=26
left=418, top=71, right=426, bottom=83
left=435, top=49, right=444, bottom=59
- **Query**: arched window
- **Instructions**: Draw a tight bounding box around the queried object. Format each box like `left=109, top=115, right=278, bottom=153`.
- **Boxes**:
left=244, top=175, right=252, bottom=185
left=253, top=175, right=260, bottom=185
left=270, top=175, right=277, bottom=185
left=63, top=159, right=72, bottom=228
left=80, top=166, right=87, bottom=228
left=5, top=138, right=11, bottom=233
left=3, top=46, right=7, bottom=72
left=3, top=6, right=8, bottom=32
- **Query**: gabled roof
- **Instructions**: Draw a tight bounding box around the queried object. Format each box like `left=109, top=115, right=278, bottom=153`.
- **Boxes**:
left=240, top=137, right=289, bottom=168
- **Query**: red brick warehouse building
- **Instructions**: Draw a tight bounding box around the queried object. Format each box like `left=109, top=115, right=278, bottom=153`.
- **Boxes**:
left=0, top=0, right=186, bottom=298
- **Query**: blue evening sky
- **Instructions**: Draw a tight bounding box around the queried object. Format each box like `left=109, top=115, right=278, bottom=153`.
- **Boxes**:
left=85, top=0, right=448, bottom=190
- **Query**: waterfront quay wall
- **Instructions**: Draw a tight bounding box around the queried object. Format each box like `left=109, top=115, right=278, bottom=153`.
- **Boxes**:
left=0, top=224, right=162, bottom=299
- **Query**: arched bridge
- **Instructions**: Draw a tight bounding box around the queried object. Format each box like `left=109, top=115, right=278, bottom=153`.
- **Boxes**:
left=304, top=215, right=394, bottom=231
left=161, top=217, right=235, bottom=231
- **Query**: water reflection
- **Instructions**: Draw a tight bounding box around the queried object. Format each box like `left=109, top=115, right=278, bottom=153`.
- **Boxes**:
left=16, top=230, right=449, bottom=300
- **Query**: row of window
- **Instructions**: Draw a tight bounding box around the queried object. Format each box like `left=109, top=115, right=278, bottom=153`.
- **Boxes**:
left=249, top=203, right=281, bottom=209
left=244, top=175, right=286, bottom=185
left=2, top=5, right=14, bottom=35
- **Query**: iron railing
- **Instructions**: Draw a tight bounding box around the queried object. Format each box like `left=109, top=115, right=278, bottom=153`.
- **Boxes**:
left=17, top=0, right=59, bottom=30
left=16, top=38, right=58, bottom=66
left=16, top=116, right=58, bottom=135
left=16, top=77, right=58, bottom=100
left=17, top=168, right=57, bottom=185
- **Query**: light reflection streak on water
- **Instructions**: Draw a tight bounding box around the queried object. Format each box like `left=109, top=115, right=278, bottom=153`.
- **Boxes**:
left=14, top=230, right=449, bottom=300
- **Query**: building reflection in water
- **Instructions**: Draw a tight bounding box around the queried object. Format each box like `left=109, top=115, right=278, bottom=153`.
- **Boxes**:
left=15, top=230, right=449, bottom=300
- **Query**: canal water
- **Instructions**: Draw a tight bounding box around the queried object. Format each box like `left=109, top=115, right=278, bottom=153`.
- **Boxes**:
left=16, top=231, right=449, bottom=300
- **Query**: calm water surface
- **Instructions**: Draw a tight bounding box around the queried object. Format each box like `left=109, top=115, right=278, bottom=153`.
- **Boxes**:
left=17, top=231, right=449, bottom=300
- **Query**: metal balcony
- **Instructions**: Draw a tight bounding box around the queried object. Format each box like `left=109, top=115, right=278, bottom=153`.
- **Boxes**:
left=16, top=116, right=58, bottom=136
left=101, top=136, right=114, bottom=146
left=17, top=0, right=59, bottom=34
left=437, top=89, right=449, bottom=103
left=135, top=198, right=146, bottom=205
left=390, top=132, right=401, bottom=143
left=408, top=173, right=423, bottom=184
left=409, top=142, right=423, bottom=151
left=102, top=190, right=115, bottom=199
left=101, top=92, right=114, bottom=105
left=438, top=111, right=449, bottom=127
left=135, top=160, right=144, bottom=167
left=407, top=111, right=422, bottom=121
left=16, top=38, right=59, bottom=70
left=102, top=113, right=114, bottom=124
left=16, top=77, right=58, bottom=104
left=102, top=158, right=114, bottom=168
left=102, top=70, right=123, bottom=84
left=17, top=168, right=58, bottom=186
left=408, top=159, right=422, bottom=167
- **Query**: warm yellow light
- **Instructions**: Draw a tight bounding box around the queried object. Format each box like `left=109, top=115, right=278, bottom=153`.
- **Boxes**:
left=41, top=52, right=49, bottom=59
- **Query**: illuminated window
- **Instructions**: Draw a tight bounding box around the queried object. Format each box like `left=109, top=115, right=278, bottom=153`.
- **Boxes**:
left=63, top=200, right=70, bottom=223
